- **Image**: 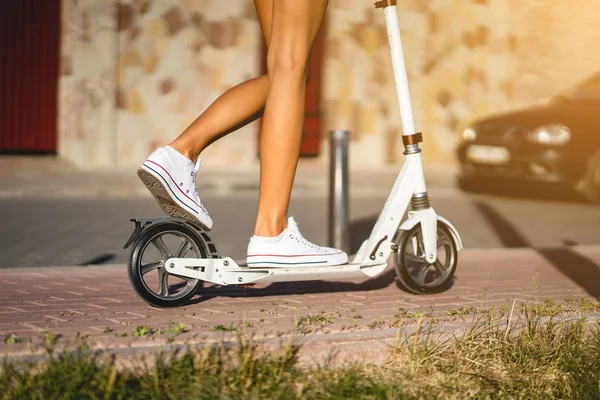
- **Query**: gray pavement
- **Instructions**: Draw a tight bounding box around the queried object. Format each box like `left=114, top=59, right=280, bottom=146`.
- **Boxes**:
left=2, top=187, right=600, bottom=268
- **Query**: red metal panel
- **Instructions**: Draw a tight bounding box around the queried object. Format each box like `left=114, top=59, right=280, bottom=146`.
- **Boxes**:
left=0, top=0, right=60, bottom=153
left=300, top=25, right=325, bottom=157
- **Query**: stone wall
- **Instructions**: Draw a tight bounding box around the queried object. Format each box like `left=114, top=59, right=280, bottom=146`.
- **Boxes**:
left=59, top=0, right=260, bottom=170
left=114, top=0, right=260, bottom=170
left=509, top=0, right=600, bottom=102
left=322, top=0, right=513, bottom=167
left=58, top=0, right=600, bottom=170
left=59, top=0, right=118, bottom=168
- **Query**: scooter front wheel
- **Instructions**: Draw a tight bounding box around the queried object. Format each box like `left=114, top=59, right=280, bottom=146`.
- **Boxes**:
left=128, top=222, right=215, bottom=308
left=393, top=221, right=457, bottom=294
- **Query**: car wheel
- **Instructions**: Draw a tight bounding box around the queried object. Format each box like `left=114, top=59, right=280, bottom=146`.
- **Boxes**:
left=578, top=150, right=600, bottom=203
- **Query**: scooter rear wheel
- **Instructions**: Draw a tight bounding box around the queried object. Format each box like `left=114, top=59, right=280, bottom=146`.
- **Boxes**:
left=128, top=222, right=216, bottom=308
left=394, top=221, right=457, bottom=294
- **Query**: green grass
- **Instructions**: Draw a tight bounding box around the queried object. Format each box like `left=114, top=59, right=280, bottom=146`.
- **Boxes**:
left=133, top=326, right=153, bottom=337
left=295, top=311, right=338, bottom=331
left=3, top=312, right=600, bottom=399
left=210, top=323, right=237, bottom=332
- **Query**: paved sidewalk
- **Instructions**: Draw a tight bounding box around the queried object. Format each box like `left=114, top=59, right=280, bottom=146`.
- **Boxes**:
left=2, top=245, right=600, bottom=364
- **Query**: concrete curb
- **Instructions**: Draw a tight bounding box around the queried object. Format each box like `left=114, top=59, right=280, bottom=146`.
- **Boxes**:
left=0, top=163, right=459, bottom=199
left=4, top=313, right=600, bottom=368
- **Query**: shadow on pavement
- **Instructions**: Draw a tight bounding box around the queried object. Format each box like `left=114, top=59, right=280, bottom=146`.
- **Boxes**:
left=190, top=269, right=399, bottom=304
left=474, top=199, right=600, bottom=299
left=79, top=253, right=116, bottom=266
left=186, top=215, right=459, bottom=304
left=474, top=201, right=528, bottom=248
left=537, top=247, right=600, bottom=299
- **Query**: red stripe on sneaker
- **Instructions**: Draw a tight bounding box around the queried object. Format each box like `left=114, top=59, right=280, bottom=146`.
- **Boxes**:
left=247, top=251, right=343, bottom=258
left=146, top=160, right=208, bottom=213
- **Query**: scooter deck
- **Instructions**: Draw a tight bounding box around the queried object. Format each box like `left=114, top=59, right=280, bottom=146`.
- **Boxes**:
left=166, top=257, right=389, bottom=286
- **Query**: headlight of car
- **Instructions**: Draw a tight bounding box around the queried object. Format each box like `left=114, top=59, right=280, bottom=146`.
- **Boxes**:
left=526, top=124, right=571, bottom=145
left=462, top=127, right=477, bottom=141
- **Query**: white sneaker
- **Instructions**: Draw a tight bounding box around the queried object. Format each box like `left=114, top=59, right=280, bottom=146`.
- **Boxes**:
left=137, top=147, right=213, bottom=230
left=246, top=216, right=348, bottom=268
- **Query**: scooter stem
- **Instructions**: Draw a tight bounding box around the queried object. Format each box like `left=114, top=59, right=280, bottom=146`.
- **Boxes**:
left=376, top=0, right=427, bottom=197
left=376, top=0, right=417, bottom=138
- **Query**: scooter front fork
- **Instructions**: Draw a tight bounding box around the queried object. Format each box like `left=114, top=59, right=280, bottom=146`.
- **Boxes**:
left=406, top=206, right=438, bottom=263
left=403, top=134, right=438, bottom=263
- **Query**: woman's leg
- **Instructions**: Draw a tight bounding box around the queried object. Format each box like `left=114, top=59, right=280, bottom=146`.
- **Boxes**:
left=137, top=2, right=274, bottom=229
left=254, top=0, right=328, bottom=237
left=138, top=0, right=326, bottom=231
left=168, top=0, right=274, bottom=162
left=246, top=0, right=347, bottom=268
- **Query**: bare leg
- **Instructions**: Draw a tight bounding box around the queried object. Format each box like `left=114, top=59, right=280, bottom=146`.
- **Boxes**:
left=169, top=0, right=275, bottom=162
left=254, top=0, right=328, bottom=237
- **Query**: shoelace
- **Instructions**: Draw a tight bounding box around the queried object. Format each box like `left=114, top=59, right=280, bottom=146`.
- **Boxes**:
left=192, top=160, right=204, bottom=206
left=290, top=233, right=323, bottom=251
left=287, top=218, right=325, bottom=251
left=182, top=170, right=199, bottom=197
left=188, top=163, right=205, bottom=206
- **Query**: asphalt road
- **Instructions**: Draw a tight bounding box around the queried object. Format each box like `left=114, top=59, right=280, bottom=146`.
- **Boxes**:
left=1, top=183, right=600, bottom=268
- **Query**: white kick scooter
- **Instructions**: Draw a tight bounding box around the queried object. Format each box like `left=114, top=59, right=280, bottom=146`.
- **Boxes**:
left=124, top=0, right=464, bottom=308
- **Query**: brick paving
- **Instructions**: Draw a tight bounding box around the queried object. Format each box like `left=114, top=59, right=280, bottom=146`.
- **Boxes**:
left=2, top=245, right=600, bottom=361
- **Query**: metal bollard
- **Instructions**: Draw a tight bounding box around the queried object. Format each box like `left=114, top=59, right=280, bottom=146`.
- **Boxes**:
left=328, top=130, right=350, bottom=253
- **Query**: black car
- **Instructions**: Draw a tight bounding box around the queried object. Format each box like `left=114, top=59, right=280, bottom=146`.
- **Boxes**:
left=456, top=72, right=600, bottom=202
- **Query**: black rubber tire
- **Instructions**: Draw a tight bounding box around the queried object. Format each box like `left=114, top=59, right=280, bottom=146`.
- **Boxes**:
left=128, top=222, right=207, bottom=308
left=394, top=221, right=458, bottom=294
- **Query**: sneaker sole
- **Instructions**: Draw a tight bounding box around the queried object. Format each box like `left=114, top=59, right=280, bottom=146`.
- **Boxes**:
left=137, top=167, right=212, bottom=230
left=246, top=253, right=348, bottom=268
